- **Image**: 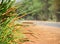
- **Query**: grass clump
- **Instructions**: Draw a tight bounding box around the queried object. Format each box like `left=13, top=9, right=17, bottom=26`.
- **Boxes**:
left=0, top=0, right=27, bottom=44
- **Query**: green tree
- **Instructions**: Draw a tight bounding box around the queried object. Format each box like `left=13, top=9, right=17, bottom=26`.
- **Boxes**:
left=15, top=0, right=44, bottom=20
left=15, top=0, right=58, bottom=21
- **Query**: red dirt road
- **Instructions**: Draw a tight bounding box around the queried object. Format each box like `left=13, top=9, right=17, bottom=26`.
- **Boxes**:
left=21, top=25, right=60, bottom=44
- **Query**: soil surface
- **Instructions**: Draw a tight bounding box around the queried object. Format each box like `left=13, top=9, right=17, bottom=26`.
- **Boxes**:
left=19, top=21, right=60, bottom=44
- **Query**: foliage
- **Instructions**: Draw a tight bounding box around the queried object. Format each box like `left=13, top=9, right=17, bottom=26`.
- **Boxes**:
left=16, top=0, right=57, bottom=21
left=0, top=0, right=26, bottom=44
left=53, top=0, right=60, bottom=21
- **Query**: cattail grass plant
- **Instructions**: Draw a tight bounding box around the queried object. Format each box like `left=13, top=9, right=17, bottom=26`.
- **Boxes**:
left=0, top=0, right=27, bottom=44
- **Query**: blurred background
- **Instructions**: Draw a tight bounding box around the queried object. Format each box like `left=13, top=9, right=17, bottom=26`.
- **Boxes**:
left=0, top=0, right=60, bottom=22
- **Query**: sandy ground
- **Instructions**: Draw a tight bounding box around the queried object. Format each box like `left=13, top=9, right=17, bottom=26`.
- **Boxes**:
left=20, top=24, right=60, bottom=44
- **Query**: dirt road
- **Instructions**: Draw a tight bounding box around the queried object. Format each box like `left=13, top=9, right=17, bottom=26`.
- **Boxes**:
left=17, top=21, right=60, bottom=44
left=22, top=25, right=60, bottom=44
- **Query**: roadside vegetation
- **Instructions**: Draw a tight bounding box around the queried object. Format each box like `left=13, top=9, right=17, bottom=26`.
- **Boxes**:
left=16, top=0, right=60, bottom=22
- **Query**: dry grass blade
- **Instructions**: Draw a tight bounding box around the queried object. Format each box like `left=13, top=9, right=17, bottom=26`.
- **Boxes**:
left=2, top=7, right=16, bottom=16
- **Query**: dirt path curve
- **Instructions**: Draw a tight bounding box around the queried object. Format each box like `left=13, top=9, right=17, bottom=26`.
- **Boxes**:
left=21, top=24, right=60, bottom=44
left=16, top=21, right=60, bottom=44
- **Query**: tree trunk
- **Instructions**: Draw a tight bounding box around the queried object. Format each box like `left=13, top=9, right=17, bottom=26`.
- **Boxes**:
left=43, top=0, right=49, bottom=20
left=54, top=0, right=60, bottom=22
